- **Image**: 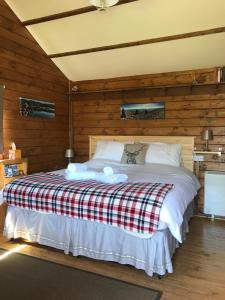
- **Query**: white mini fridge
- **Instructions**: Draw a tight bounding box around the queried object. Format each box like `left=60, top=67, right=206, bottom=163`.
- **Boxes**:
left=204, top=171, right=225, bottom=217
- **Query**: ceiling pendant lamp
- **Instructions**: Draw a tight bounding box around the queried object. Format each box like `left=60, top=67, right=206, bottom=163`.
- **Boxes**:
left=89, top=0, right=119, bottom=11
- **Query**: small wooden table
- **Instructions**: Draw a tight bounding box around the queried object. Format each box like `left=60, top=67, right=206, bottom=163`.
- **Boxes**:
left=0, top=157, right=28, bottom=232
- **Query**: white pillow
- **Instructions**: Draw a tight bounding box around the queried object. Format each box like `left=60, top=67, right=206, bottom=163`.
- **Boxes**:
left=145, top=142, right=182, bottom=167
left=93, top=141, right=125, bottom=162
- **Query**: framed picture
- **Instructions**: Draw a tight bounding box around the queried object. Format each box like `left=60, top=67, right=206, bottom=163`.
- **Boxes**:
left=20, top=97, right=55, bottom=119
left=120, top=102, right=165, bottom=120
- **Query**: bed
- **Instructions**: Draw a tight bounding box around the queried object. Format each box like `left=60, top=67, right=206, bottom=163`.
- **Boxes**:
left=2, top=135, right=200, bottom=277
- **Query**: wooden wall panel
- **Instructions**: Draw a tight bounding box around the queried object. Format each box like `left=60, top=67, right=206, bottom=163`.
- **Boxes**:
left=0, top=0, right=69, bottom=173
left=72, top=70, right=225, bottom=213
left=74, top=68, right=218, bottom=93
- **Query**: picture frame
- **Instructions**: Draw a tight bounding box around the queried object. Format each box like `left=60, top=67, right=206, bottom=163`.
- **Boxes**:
left=20, top=97, right=55, bottom=119
left=120, top=102, right=165, bottom=120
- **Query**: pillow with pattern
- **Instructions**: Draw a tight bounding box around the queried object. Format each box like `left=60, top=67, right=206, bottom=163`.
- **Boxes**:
left=121, top=143, right=148, bottom=165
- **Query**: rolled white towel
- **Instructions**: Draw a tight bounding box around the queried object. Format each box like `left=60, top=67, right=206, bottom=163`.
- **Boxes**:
left=103, top=166, right=114, bottom=176
left=65, top=170, right=96, bottom=181
left=67, top=163, right=88, bottom=173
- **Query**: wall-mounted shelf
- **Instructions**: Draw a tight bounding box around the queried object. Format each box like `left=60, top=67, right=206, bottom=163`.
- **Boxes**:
left=70, top=82, right=225, bottom=95
left=194, top=151, right=222, bottom=157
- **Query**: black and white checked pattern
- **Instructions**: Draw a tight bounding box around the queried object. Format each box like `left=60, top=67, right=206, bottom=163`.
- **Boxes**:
left=3, top=173, right=174, bottom=234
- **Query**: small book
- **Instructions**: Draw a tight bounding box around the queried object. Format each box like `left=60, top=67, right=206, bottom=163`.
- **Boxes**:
left=4, top=165, right=10, bottom=177
left=4, top=164, right=19, bottom=177
left=11, top=164, right=19, bottom=176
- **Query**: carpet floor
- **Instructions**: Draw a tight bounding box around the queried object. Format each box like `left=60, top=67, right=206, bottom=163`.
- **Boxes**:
left=0, top=248, right=161, bottom=300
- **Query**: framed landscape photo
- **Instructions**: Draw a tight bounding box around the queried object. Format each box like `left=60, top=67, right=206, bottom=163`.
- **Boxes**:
left=20, top=97, right=55, bottom=119
left=120, top=102, right=165, bottom=120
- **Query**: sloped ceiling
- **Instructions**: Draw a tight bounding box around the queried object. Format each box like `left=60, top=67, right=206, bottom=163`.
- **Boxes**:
left=5, top=0, right=225, bottom=81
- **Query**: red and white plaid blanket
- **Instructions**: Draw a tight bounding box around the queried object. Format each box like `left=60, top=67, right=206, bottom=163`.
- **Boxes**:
left=3, top=173, right=174, bottom=234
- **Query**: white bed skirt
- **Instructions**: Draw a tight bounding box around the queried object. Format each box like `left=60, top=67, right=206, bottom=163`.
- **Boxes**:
left=3, top=204, right=193, bottom=276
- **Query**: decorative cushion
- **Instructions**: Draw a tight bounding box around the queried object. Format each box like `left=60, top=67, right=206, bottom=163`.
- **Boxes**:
left=145, top=143, right=182, bottom=167
left=121, top=143, right=148, bottom=165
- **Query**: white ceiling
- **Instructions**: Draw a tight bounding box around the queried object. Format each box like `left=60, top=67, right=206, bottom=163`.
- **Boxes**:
left=5, top=0, right=225, bottom=81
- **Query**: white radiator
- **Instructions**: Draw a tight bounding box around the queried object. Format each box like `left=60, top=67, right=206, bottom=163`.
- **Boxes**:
left=204, top=171, right=225, bottom=217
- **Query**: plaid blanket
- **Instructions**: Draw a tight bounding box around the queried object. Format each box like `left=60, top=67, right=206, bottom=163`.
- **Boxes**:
left=3, top=173, right=174, bottom=234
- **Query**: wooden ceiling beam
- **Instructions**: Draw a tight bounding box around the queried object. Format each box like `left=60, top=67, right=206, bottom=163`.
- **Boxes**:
left=48, top=26, right=225, bottom=59
left=22, top=0, right=138, bottom=26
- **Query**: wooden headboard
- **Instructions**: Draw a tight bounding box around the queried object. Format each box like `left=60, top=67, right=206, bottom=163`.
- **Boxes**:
left=89, top=135, right=195, bottom=171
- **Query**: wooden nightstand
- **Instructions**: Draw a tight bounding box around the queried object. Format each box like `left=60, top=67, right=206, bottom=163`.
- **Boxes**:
left=193, top=151, right=222, bottom=176
left=0, top=158, right=28, bottom=188
left=0, top=157, right=28, bottom=232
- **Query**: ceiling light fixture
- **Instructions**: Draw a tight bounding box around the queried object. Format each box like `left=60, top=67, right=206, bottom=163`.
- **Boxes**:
left=89, top=0, right=119, bottom=11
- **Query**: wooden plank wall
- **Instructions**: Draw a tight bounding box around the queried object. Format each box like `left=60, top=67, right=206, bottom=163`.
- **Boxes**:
left=72, top=68, right=225, bottom=213
left=0, top=0, right=69, bottom=173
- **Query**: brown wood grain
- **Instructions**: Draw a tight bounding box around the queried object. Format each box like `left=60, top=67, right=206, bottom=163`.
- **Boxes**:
left=0, top=12, right=35, bottom=41
left=0, top=25, right=47, bottom=57
left=0, top=0, right=69, bottom=173
left=0, top=64, right=66, bottom=94
left=0, top=47, right=66, bottom=79
left=0, top=52, right=66, bottom=86
left=72, top=68, right=217, bottom=92
left=73, top=68, right=218, bottom=92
